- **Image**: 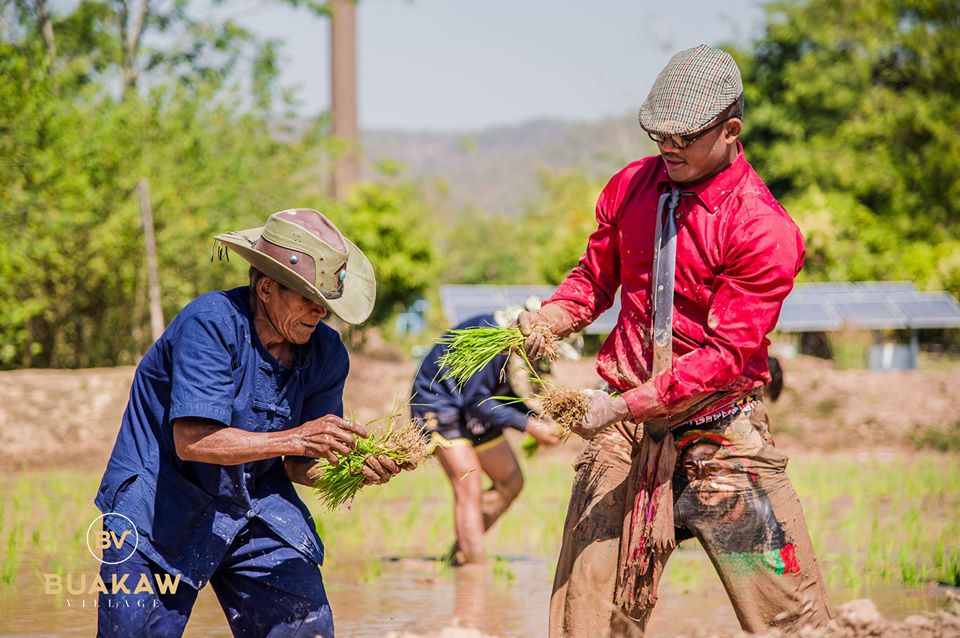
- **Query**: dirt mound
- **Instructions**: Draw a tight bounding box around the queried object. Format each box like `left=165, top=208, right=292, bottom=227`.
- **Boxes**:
left=0, top=354, right=419, bottom=471
left=714, top=598, right=960, bottom=638
left=0, top=366, right=135, bottom=471
left=766, top=356, right=960, bottom=451
left=1, top=353, right=958, bottom=471
left=386, top=629, right=496, bottom=638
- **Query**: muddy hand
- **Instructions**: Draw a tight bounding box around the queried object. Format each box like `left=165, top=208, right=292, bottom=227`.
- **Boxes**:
left=516, top=310, right=546, bottom=359
left=295, top=416, right=369, bottom=464
left=361, top=454, right=401, bottom=486
left=571, top=390, right=630, bottom=440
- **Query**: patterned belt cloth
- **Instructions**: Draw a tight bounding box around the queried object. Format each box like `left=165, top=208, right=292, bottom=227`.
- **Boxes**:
left=672, top=392, right=759, bottom=431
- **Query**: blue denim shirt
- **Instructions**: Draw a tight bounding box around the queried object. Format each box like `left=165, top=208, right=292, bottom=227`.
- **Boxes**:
left=411, top=314, right=529, bottom=432
left=95, top=287, right=348, bottom=589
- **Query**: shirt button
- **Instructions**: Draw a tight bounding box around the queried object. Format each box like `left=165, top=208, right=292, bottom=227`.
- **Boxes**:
left=243, top=472, right=251, bottom=480
left=246, top=509, right=256, bottom=519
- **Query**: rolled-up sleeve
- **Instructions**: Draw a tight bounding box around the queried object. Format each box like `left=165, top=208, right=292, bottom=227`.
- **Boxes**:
left=168, top=312, right=236, bottom=426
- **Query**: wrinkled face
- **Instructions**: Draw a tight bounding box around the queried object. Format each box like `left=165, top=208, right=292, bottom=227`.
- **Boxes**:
left=657, top=117, right=741, bottom=185
left=258, top=277, right=328, bottom=345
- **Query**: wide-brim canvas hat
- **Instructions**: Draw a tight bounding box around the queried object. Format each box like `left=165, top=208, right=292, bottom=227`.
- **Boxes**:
left=214, top=208, right=376, bottom=325
left=639, top=44, right=743, bottom=136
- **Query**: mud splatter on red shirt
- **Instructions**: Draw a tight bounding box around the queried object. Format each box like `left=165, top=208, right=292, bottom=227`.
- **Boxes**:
left=545, top=145, right=804, bottom=420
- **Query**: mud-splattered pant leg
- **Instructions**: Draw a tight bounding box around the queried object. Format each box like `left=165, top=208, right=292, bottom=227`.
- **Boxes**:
left=673, top=402, right=832, bottom=633
left=549, top=427, right=643, bottom=638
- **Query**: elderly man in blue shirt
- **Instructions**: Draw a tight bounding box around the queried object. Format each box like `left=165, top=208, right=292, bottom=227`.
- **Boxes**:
left=95, top=208, right=399, bottom=638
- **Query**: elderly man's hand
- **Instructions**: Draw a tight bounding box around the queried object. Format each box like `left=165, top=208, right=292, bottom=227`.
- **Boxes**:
left=359, top=454, right=401, bottom=486
left=570, top=390, right=631, bottom=440
left=294, top=415, right=368, bottom=464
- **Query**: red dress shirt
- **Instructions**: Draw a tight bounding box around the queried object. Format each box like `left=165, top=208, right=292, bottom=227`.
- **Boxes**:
left=545, top=145, right=804, bottom=422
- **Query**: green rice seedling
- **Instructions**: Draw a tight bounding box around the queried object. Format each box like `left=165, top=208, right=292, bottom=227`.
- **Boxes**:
left=1, top=524, right=22, bottom=586
left=362, top=557, right=383, bottom=582
left=520, top=435, right=539, bottom=458
left=436, top=324, right=557, bottom=388
left=313, top=411, right=430, bottom=511
left=492, top=556, right=516, bottom=582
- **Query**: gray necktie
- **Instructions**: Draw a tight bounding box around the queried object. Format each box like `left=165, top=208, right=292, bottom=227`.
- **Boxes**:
left=652, top=189, right=682, bottom=377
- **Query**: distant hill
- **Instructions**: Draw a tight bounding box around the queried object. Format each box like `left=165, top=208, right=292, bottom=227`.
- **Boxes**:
left=361, top=113, right=655, bottom=216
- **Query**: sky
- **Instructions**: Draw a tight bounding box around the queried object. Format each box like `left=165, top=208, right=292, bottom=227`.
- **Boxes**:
left=238, top=0, right=768, bottom=132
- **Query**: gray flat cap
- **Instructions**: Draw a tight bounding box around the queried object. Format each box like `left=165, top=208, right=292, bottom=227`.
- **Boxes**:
left=639, top=44, right=743, bottom=136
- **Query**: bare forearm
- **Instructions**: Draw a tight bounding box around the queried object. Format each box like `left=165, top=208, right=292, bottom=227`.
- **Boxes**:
left=174, top=419, right=302, bottom=465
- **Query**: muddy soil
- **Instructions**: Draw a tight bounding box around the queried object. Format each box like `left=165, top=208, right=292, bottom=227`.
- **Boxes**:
left=1, top=354, right=959, bottom=471
left=718, top=597, right=960, bottom=638
left=383, top=598, right=960, bottom=638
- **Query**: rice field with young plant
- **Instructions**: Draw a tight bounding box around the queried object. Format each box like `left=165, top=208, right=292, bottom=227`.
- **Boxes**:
left=0, top=451, right=957, bottom=635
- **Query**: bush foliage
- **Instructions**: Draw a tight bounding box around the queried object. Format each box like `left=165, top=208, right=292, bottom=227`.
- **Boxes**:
left=2, top=0, right=958, bottom=368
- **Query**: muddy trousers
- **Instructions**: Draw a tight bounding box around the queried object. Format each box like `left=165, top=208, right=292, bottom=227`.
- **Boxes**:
left=97, top=519, right=333, bottom=638
left=548, top=404, right=831, bottom=637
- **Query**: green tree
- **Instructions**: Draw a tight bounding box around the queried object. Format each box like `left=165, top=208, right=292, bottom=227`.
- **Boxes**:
left=734, top=0, right=960, bottom=293
left=438, top=208, right=535, bottom=285
left=334, top=180, right=438, bottom=325
left=525, top=170, right=604, bottom=285
left=0, top=0, right=336, bottom=368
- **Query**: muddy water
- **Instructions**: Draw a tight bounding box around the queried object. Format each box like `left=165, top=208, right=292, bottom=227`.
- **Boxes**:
left=1, top=549, right=951, bottom=637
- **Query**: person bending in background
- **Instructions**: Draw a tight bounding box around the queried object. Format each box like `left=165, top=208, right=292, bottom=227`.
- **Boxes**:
left=411, top=310, right=562, bottom=565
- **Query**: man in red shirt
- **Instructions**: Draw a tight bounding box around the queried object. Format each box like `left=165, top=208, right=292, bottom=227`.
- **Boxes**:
left=519, top=45, right=832, bottom=636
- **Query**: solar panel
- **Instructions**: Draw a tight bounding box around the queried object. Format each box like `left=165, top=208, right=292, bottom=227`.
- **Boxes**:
left=833, top=300, right=907, bottom=329
left=896, top=293, right=960, bottom=328
left=852, top=281, right=918, bottom=293
left=441, top=282, right=960, bottom=335
left=776, top=299, right=844, bottom=332
left=790, top=282, right=858, bottom=296
left=439, top=284, right=619, bottom=334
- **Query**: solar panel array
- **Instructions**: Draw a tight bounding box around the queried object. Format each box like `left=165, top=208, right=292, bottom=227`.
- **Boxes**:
left=778, top=281, right=960, bottom=331
left=438, top=284, right=620, bottom=334
left=439, top=282, right=960, bottom=333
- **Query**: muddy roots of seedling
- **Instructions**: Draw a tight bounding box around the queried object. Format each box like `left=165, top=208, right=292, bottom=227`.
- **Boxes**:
left=313, top=419, right=430, bottom=510
left=541, top=386, right=590, bottom=436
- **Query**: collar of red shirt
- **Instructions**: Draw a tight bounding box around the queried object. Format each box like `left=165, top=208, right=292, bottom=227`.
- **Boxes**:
left=654, top=141, right=748, bottom=214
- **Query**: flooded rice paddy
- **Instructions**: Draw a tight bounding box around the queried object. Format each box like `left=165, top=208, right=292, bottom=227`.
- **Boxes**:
left=1, top=452, right=957, bottom=637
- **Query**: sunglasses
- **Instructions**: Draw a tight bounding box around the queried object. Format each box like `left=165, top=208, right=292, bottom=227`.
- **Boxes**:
left=645, top=117, right=734, bottom=150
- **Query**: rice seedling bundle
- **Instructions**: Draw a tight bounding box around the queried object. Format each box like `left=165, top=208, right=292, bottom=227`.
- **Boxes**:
left=313, top=419, right=429, bottom=510
left=436, top=324, right=558, bottom=388
left=487, top=384, right=591, bottom=441
left=540, top=386, right=590, bottom=436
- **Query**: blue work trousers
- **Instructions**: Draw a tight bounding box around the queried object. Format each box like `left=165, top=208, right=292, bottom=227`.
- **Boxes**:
left=97, top=519, right=333, bottom=638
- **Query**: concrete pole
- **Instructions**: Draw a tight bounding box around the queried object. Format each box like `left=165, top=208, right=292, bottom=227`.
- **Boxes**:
left=330, top=0, right=359, bottom=199
left=137, top=178, right=165, bottom=341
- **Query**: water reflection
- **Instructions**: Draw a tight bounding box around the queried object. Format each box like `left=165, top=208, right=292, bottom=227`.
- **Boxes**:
left=0, top=553, right=953, bottom=637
